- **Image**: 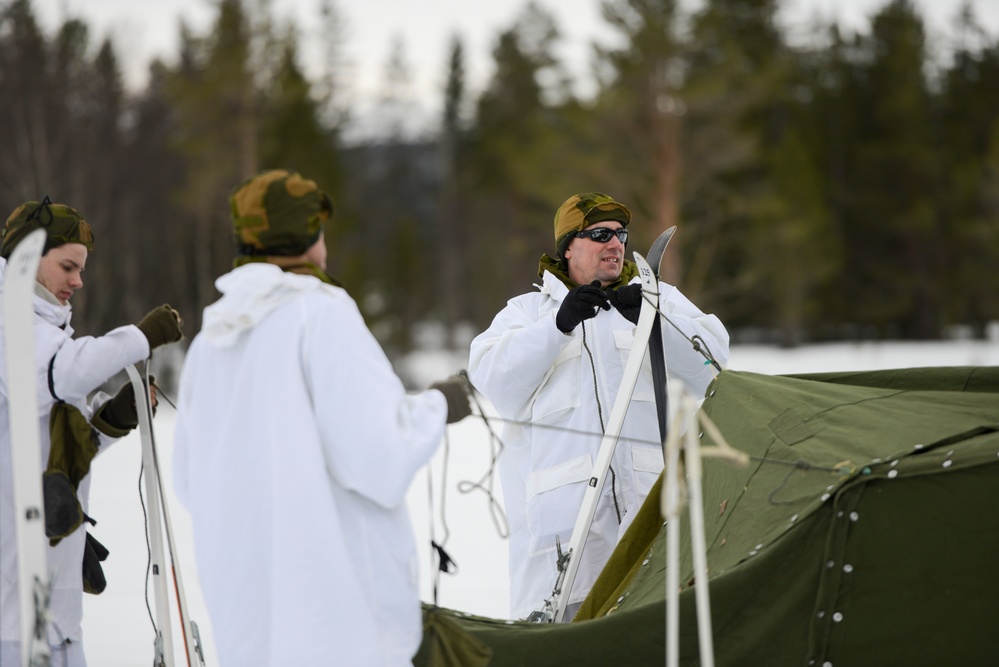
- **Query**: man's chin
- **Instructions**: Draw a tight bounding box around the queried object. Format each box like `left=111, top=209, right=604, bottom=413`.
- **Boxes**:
left=597, top=269, right=623, bottom=284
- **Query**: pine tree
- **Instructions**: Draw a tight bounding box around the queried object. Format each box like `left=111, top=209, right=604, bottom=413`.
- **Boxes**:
left=166, top=0, right=259, bottom=324
left=937, top=5, right=999, bottom=330
left=848, top=0, right=938, bottom=337
left=681, top=0, right=841, bottom=344
left=438, top=35, right=467, bottom=347
left=468, top=2, right=575, bottom=312
left=593, top=0, right=687, bottom=285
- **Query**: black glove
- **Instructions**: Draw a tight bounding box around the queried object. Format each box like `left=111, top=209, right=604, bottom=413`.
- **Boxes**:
left=556, top=281, right=611, bottom=333
left=136, top=305, right=184, bottom=350
left=430, top=374, right=472, bottom=424
left=94, top=382, right=138, bottom=432
left=82, top=532, right=110, bottom=595
left=608, top=283, right=644, bottom=325
left=43, top=471, right=84, bottom=543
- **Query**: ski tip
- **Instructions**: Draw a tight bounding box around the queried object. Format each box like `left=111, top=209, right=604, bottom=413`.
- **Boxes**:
left=647, top=226, right=678, bottom=279
left=7, top=229, right=46, bottom=272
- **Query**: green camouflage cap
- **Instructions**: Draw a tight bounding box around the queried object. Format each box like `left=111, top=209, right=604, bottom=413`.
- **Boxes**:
left=230, top=169, right=334, bottom=259
left=554, top=192, right=632, bottom=259
left=1, top=197, right=94, bottom=259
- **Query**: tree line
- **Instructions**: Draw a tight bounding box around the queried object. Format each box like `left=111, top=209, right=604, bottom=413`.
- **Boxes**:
left=2, top=0, right=997, bottom=356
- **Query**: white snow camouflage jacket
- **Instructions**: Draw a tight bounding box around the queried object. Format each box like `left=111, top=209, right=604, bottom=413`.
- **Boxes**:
left=0, top=256, right=150, bottom=647
left=174, top=263, right=449, bottom=666
left=468, top=270, right=730, bottom=620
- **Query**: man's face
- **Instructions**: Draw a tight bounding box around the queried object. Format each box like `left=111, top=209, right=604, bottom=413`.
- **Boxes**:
left=37, top=243, right=88, bottom=305
left=564, top=221, right=626, bottom=287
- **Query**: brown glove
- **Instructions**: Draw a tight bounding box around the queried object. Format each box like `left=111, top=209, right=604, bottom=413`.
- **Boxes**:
left=137, top=305, right=183, bottom=350
left=430, top=374, right=472, bottom=424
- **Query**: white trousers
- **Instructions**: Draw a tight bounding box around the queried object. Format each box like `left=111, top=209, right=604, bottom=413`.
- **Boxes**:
left=0, top=637, right=87, bottom=667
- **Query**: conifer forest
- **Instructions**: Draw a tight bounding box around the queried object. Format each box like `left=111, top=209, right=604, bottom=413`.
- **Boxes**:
left=2, top=0, right=998, bottom=355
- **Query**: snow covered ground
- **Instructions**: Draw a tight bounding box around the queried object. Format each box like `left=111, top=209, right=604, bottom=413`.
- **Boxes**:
left=82, top=339, right=998, bottom=666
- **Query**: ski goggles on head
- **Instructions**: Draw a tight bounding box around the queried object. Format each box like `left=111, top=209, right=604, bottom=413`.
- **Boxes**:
left=573, top=227, right=628, bottom=244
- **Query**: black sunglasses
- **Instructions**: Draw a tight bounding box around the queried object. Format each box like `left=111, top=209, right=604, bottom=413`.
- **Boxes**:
left=574, top=227, right=628, bottom=244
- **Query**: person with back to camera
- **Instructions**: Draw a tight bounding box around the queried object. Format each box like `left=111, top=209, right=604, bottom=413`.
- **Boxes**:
left=173, top=169, right=471, bottom=666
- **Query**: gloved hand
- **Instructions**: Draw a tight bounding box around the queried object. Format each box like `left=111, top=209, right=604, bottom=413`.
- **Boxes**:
left=95, top=382, right=139, bottom=431
left=608, top=283, right=644, bottom=325
left=137, top=304, right=183, bottom=350
left=148, top=375, right=160, bottom=416
left=555, top=281, right=610, bottom=333
left=430, top=374, right=472, bottom=424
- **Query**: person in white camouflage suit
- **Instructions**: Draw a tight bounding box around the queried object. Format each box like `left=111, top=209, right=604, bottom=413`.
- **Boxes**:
left=469, top=192, right=730, bottom=622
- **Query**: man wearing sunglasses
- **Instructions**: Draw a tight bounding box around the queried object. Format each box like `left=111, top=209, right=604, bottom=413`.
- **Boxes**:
left=468, top=192, right=729, bottom=623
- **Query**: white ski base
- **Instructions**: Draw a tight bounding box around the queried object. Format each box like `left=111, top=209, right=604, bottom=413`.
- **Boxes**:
left=3, top=229, right=53, bottom=666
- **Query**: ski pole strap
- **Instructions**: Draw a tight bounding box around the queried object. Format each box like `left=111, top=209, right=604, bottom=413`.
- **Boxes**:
left=47, top=352, right=63, bottom=402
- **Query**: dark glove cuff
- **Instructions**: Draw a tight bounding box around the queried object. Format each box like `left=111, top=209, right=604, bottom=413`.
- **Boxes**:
left=92, top=384, right=139, bottom=436
left=91, top=406, right=133, bottom=438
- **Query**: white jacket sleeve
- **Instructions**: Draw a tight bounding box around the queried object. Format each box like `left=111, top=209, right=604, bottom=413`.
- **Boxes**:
left=468, top=296, right=570, bottom=419
left=304, top=296, right=446, bottom=510
left=47, top=324, right=150, bottom=403
left=658, top=283, right=730, bottom=397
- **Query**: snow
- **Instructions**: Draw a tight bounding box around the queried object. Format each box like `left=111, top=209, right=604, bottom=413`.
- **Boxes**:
left=81, top=339, right=998, bottom=666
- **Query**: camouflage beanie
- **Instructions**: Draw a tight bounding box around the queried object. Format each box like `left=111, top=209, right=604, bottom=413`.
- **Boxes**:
left=554, top=192, right=632, bottom=260
left=230, top=169, right=334, bottom=259
left=1, top=197, right=94, bottom=259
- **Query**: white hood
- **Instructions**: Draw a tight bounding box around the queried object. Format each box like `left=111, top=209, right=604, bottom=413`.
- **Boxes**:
left=201, top=263, right=334, bottom=348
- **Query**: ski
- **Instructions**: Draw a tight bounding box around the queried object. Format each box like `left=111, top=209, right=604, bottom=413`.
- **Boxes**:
left=2, top=229, right=53, bottom=667
left=647, top=226, right=676, bottom=280
left=548, top=234, right=669, bottom=623
left=646, top=226, right=677, bottom=446
left=127, top=364, right=205, bottom=667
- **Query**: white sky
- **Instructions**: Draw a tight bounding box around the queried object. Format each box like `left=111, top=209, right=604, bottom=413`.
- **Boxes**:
left=28, top=0, right=999, bottom=138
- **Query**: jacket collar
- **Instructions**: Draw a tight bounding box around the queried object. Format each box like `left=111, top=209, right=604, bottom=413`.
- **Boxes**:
left=202, top=263, right=336, bottom=348
left=538, top=270, right=570, bottom=301
left=34, top=287, right=74, bottom=332
left=537, top=252, right=640, bottom=293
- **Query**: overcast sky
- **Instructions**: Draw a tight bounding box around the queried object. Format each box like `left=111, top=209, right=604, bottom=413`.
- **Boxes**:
left=28, top=0, right=999, bottom=136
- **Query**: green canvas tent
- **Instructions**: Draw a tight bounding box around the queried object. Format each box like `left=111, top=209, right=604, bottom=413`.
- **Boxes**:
left=416, top=366, right=999, bottom=667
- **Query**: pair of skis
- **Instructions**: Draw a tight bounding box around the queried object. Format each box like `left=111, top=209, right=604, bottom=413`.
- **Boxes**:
left=127, top=364, right=206, bottom=667
left=544, top=226, right=676, bottom=624
left=4, top=230, right=52, bottom=667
